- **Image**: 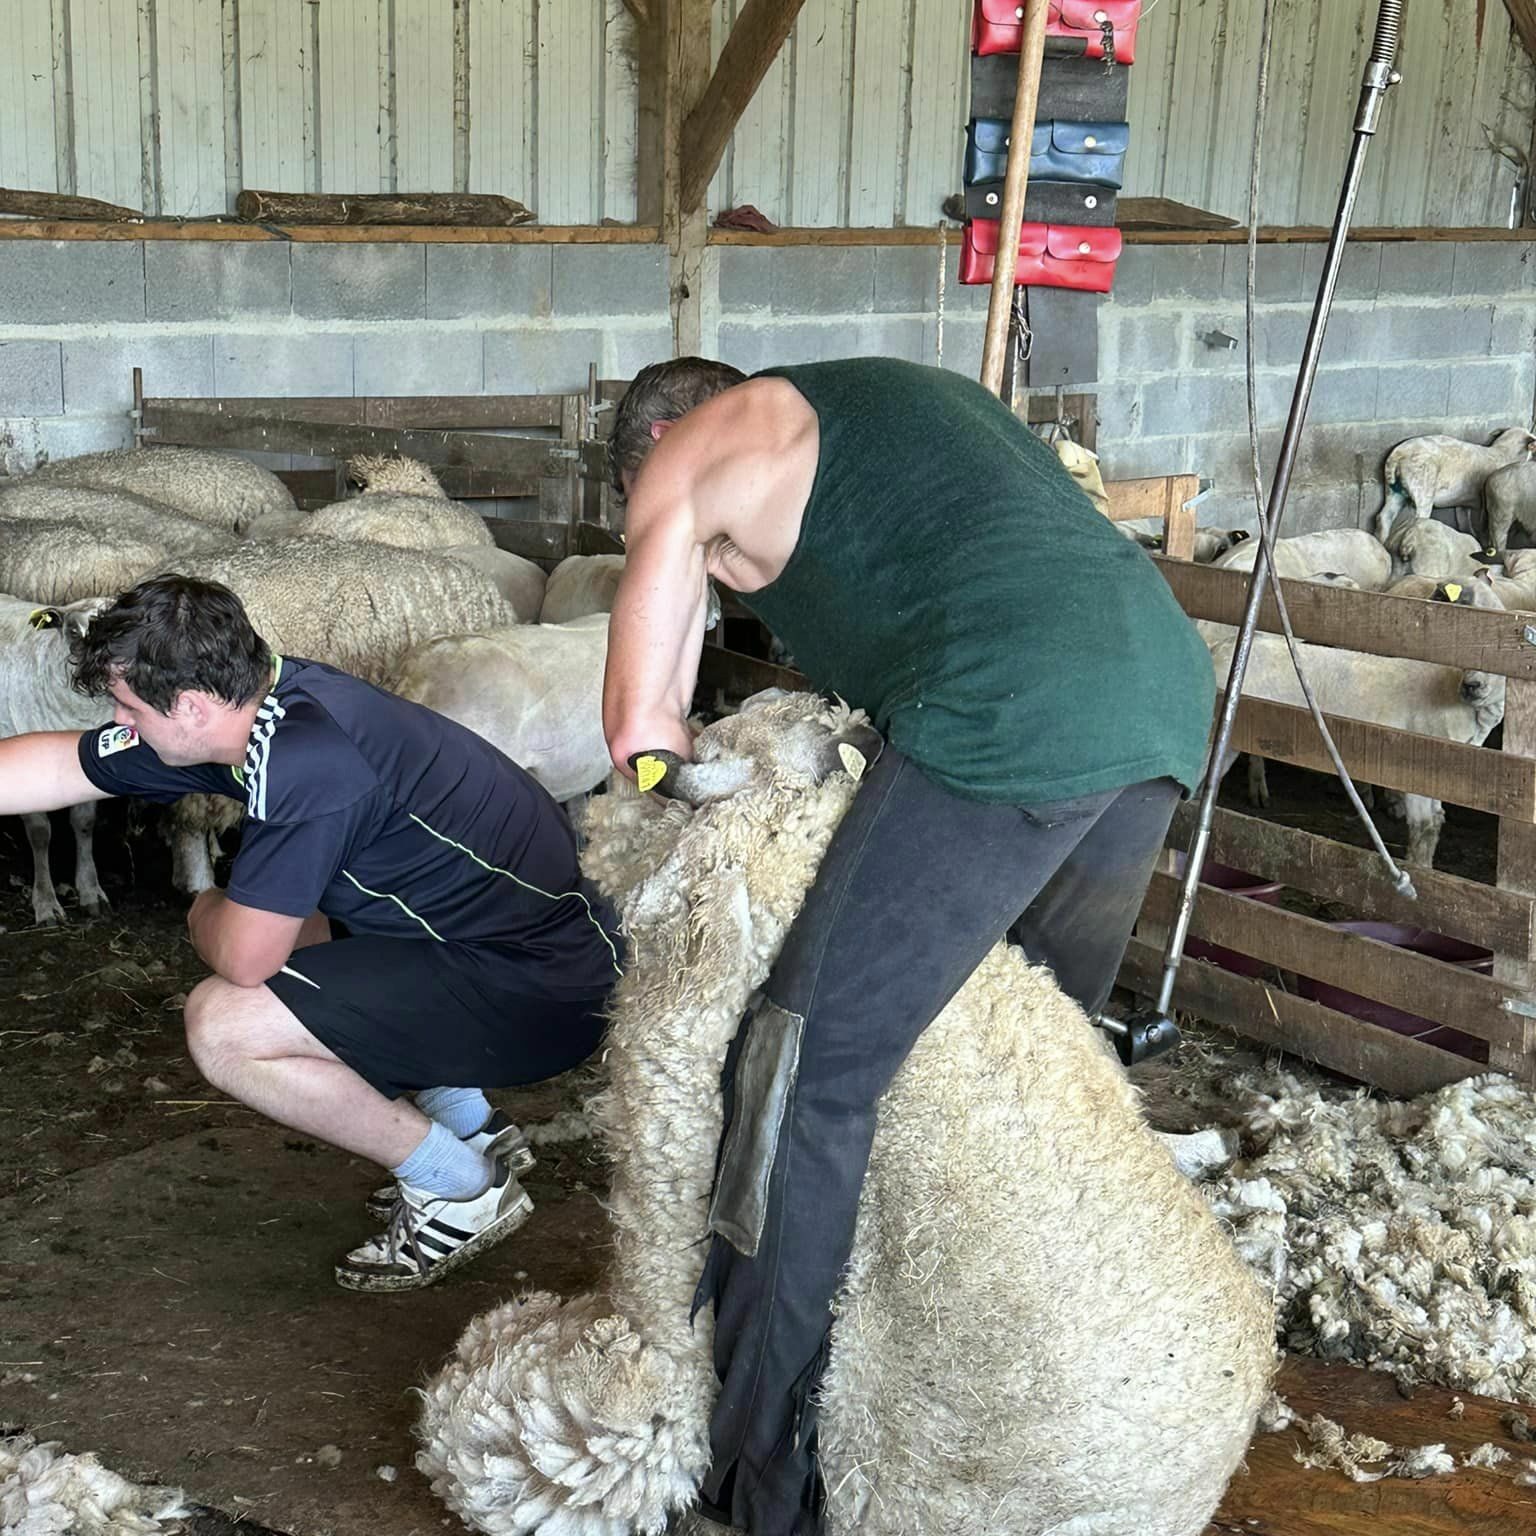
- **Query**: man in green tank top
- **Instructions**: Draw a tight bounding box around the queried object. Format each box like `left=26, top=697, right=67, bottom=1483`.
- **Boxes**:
left=602, top=356, right=1215, bottom=1535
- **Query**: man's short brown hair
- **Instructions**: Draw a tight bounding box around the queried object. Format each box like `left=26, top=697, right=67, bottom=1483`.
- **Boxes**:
left=607, top=357, right=748, bottom=496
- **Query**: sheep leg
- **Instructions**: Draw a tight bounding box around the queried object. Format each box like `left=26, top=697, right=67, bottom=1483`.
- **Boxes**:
left=69, top=801, right=108, bottom=917
left=1375, top=487, right=1408, bottom=542
left=171, top=826, right=217, bottom=894
left=23, top=812, right=67, bottom=926
left=1485, top=497, right=1516, bottom=554
left=1402, top=794, right=1445, bottom=868
left=1246, top=755, right=1270, bottom=809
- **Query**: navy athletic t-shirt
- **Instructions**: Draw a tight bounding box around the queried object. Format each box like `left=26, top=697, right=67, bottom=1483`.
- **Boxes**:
left=77, top=656, right=624, bottom=1000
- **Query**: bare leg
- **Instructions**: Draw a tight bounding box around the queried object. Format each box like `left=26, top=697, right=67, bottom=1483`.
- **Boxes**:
left=183, top=975, right=429, bottom=1167
left=23, top=812, right=65, bottom=926
left=69, top=801, right=108, bottom=917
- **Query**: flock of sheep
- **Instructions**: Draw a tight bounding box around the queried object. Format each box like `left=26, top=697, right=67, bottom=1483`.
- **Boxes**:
left=0, top=445, right=626, bottom=924
left=1123, top=426, right=1536, bottom=869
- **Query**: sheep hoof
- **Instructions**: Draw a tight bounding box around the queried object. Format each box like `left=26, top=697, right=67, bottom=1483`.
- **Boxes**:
left=31, top=902, right=67, bottom=928
left=78, top=892, right=110, bottom=918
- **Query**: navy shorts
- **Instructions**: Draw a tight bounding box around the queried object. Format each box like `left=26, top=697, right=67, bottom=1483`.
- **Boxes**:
left=265, top=935, right=611, bottom=1098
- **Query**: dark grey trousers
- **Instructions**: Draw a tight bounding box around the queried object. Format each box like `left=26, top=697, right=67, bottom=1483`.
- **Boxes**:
left=693, top=747, right=1181, bottom=1535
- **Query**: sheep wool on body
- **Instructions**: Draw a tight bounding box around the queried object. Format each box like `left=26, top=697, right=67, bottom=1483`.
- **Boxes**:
left=416, top=691, right=1277, bottom=1536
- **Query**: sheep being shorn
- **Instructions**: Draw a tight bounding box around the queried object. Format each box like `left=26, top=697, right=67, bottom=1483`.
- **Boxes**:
left=416, top=691, right=1277, bottom=1536
left=23, top=445, right=296, bottom=535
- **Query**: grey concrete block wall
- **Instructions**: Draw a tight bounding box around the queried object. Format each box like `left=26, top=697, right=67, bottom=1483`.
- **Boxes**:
left=146, top=243, right=291, bottom=321
left=0, top=341, right=64, bottom=416
left=292, top=245, right=426, bottom=321
left=427, top=246, right=553, bottom=320
left=0, top=242, right=146, bottom=324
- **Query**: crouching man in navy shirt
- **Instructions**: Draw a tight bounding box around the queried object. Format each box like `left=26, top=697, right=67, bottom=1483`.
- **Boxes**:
left=0, top=575, right=624, bottom=1292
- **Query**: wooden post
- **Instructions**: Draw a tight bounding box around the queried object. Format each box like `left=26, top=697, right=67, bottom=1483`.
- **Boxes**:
left=640, top=0, right=713, bottom=357
left=131, top=367, right=144, bottom=448
left=979, top=0, right=1051, bottom=397
left=1493, top=676, right=1536, bottom=1082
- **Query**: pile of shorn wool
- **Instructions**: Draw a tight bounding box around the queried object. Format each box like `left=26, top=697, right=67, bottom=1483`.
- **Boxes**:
left=1168, top=1059, right=1536, bottom=1404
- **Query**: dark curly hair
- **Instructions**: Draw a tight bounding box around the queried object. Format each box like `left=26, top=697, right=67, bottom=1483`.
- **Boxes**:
left=69, top=574, right=273, bottom=712
left=607, top=357, right=748, bottom=497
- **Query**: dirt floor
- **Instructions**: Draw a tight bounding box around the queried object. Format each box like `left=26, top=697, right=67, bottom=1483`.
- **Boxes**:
left=1, top=783, right=1532, bottom=1536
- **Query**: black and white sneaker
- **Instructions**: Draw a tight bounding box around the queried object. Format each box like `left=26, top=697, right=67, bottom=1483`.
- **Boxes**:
left=363, top=1109, right=534, bottom=1222
left=335, top=1154, right=534, bottom=1292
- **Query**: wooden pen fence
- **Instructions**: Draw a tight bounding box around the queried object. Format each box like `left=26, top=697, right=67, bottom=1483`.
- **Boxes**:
left=1125, top=562, right=1536, bottom=1096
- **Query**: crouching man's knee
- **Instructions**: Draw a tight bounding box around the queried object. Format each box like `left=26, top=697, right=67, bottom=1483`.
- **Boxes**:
left=184, top=974, right=243, bottom=1086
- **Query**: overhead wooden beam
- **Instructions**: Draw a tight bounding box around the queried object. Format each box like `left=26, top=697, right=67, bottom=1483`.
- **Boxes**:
left=679, top=0, right=807, bottom=217
left=1506, top=0, right=1536, bottom=59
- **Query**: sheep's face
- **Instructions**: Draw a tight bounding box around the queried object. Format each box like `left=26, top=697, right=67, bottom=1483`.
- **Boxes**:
left=346, top=453, right=447, bottom=499
left=1433, top=579, right=1505, bottom=612
left=1492, top=427, right=1536, bottom=459
left=660, top=690, right=883, bottom=806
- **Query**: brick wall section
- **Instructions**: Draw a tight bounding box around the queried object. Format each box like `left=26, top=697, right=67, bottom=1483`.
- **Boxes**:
left=0, top=241, right=671, bottom=475
left=2, top=237, right=1533, bottom=539
left=713, top=240, right=1536, bottom=537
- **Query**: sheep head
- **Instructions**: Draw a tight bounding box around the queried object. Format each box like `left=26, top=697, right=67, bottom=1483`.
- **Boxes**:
left=637, top=691, right=883, bottom=806
left=346, top=453, right=448, bottom=499
left=1491, top=426, right=1536, bottom=459
left=26, top=594, right=111, bottom=644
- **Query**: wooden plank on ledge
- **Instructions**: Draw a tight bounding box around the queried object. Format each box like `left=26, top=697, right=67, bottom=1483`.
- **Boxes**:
left=696, top=646, right=807, bottom=699
left=1161, top=558, right=1536, bottom=680
left=1119, top=937, right=1483, bottom=1097
left=483, top=517, right=570, bottom=563
left=1167, top=803, right=1536, bottom=958
left=1141, top=873, right=1527, bottom=1052
left=1226, top=694, right=1535, bottom=821
left=142, top=404, right=570, bottom=477
left=0, top=221, right=662, bottom=244
left=235, top=189, right=532, bottom=226
left=0, top=187, right=142, bottom=220
left=145, top=395, right=566, bottom=430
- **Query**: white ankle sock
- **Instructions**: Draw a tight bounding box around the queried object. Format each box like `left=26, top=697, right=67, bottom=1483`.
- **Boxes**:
left=413, top=1086, right=493, bottom=1139
left=392, top=1121, right=492, bottom=1200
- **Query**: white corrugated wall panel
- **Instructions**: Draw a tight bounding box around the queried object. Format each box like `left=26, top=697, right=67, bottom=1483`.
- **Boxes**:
left=318, top=0, right=386, bottom=193
left=902, top=0, right=967, bottom=225
left=0, top=0, right=63, bottom=193
left=395, top=0, right=455, bottom=191
left=707, top=0, right=733, bottom=218
left=238, top=0, right=315, bottom=193
left=3, top=0, right=1535, bottom=232
left=67, top=0, right=144, bottom=207
left=536, top=0, right=603, bottom=222
left=155, top=0, right=229, bottom=214
left=466, top=0, right=536, bottom=201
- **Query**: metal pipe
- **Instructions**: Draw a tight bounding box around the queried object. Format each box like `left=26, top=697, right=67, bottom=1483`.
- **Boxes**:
left=1150, top=4, right=1402, bottom=1021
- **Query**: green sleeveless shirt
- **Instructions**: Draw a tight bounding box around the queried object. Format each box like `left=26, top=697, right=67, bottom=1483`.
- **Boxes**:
left=740, top=359, right=1214, bottom=803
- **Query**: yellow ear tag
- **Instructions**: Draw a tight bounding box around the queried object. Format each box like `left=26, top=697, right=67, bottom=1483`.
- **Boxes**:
left=635, top=755, right=667, bottom=793
left=1443, top=583, right=1463, bottom=603
left=28, top=608, right=56, bottom=630
left=838, top=743, right=867, bottom=781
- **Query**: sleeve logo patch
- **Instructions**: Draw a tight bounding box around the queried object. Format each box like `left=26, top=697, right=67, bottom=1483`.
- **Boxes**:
left=98, top=725, right=139, bottom=757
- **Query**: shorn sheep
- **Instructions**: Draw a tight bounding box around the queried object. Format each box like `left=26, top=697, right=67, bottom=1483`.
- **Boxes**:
left=389, top=614, right=610, bottom=804
left=0, top=595, right=108, bottom=925
left=416, top=691, right=1276, bottom=1536
left=1375, top=428, right=1536, bottom=543
left=1481, top=458, right=1536, bottom=553
left=540, top=554, right=626, bottom=624
left=23, top=445, right=296, bottom=535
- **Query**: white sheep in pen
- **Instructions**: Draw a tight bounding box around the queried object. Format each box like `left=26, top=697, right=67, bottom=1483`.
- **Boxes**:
left=0, top=489, right=234, bottom=604
left=540, top=553, right=626, bottom=624
left=1480, top=458, right=1536, bottom=552
left=1374, top=428, right=1536, bottom=543
left=1212, top=527, right=1393, bottom=590
left=1209, top=624, right=1505, bottom=866
left=416, top=691, right=1277, bottom=1536
left=1115, top=519, right=1251, bottom=563
left=22, top=445, right=296, bottom=535
left=299, top=456, right=547, bottom=622
left=1379, top=516, right=1486, bottom=581
left=0, top=595, right=108, bottom=925
left=388, top=614, right=610, bottom=805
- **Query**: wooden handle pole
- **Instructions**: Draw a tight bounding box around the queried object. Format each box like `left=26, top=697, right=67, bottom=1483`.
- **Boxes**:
left=979, top=0, right=1052, bottom=397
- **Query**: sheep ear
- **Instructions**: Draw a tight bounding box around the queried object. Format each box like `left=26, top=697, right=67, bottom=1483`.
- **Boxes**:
left=1229, top=528, right=1251, bottom=545
left=819, top=721, right=884, bottom=784
left=28, top=606, right=64, bottom=631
